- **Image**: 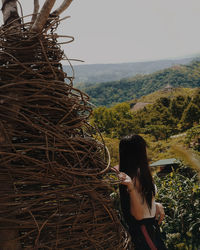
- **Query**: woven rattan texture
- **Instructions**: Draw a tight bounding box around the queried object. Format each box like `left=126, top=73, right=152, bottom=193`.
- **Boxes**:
left=0, top=19, right=130, bottom=249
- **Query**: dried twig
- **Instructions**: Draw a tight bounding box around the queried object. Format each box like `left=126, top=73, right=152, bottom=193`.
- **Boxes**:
left=31, top=0, right=56, bottom=32
left=51, top=0, right=73, bottom=17
left=31, top=0, right=40, bottom=24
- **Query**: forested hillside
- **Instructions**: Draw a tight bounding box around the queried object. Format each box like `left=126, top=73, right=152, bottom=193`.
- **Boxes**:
left=134, top=87, right=196, bottom=104
left=81, top=61, right=200, bottom=107
left=90, top=88, right=200, bottom=140
left=64, top=57, right=196, bottom=85
left=90, top=87, right=200, bottom=165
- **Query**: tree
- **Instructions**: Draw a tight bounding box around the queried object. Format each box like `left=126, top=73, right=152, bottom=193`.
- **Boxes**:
left=1, top=0, right=20, bottom=25
left=180, top=103, right=200, bottom=130
left=1, top=0, right=73, bottom=31
left=158, top=97, right=170, bottom=108
left=170, top=95, right=190, bottom=120
left=90, top=103, right=137, bottom=138
left=192, top=88, right=200, bottom=107
left=143, top=124, right=172, bottom=140
left=185, top=125, right=200, bottom=152
left=90, top=106, right=115, bottom=134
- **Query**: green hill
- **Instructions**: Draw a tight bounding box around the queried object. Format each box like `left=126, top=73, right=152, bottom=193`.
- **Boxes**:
left=131, top=87, right=197, bottom=105
left=64, top=57, right=197, bottom=86
left=130, top=87, right=197, bottom=112
left=81, top=61, right=200, bottom=107
left=90, top=87, right=200, bottom=139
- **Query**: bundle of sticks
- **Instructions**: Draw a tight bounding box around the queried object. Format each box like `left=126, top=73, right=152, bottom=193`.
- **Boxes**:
left=0, top=15, right=130, bottom=249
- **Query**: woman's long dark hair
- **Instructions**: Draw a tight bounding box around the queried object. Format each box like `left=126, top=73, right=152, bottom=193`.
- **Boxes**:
left=119, top=134, right=155, bottom=223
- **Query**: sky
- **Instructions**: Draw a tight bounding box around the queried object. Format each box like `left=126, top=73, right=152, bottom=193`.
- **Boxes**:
left=1, top=0, right=200, bottom=65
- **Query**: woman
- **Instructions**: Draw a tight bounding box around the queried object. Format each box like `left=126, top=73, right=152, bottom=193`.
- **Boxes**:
left=116, top=134, right=167, bottom=250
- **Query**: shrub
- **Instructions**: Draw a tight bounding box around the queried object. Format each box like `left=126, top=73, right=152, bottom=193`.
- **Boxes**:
left=155, top=166, right=200, bottom=249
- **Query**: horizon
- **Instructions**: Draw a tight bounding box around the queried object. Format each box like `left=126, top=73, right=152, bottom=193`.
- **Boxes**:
left=63, top=53, right=200, bottom=67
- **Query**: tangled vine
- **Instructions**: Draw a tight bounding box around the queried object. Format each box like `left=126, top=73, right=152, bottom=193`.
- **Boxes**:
left=0, top=16, right=130, bottom=249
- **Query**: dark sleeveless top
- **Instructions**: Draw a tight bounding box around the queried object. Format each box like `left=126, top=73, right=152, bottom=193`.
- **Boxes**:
left=119, top=178, right=167, bottom=249
left=127, top=215, right=167, bottom=250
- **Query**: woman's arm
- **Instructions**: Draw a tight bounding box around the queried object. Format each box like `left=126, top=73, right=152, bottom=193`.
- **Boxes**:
left=118, top=172, right=144, bottom=219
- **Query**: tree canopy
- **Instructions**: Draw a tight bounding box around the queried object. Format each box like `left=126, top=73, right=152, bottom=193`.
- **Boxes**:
left=82, top=61, right=200, bottom=107
left=90, top=88, right=200, bottom=140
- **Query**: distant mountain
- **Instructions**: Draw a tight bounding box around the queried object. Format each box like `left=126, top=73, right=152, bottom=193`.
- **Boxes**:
left=63, top=56, right=199, bottom=86
left=79, top=60, right=200, bottom=107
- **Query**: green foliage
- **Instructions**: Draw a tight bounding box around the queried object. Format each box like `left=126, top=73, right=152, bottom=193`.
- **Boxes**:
left=180, top=90, right=200, bottom=129
left=155, top=167, right=200, bottom=249
left=90, top=103, right=138, bottom=138
left=192, top=89, right=200, bottom=107
left=138, top=87, right=195, bottom=104
left=180, top=103, right=200, bottom=129
left=90, top=88, right=200, bottom=140
left=102, top=137, right=119, bottom=167
left=185, top=125, right=200, bottom=152
left=143, top=134, right=185, bottom=162
left=170, top=95, right=191, bottom=120
left=143, top=124, right=172, bottom=140
left=83, top=61, right=200, bottom=107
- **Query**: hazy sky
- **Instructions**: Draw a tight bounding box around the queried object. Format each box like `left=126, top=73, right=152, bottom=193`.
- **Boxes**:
left=1, top=0, right=200, bottom=65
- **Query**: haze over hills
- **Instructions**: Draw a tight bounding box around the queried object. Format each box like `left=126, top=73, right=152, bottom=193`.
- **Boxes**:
left=78, top=60, right=200, bottom=107
left=64, top=56, right=200, bottom=86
